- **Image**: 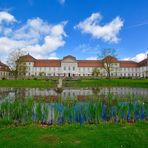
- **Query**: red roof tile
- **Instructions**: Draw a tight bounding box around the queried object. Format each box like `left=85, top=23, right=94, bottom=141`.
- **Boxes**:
left=19, top=54, right=148, bottom=68
left=63, top=55, right=76, bottom=60
left=34, top=60, right=61, bottom=67
left=102, top=56, right=118, bottom=63
left=119, top=61, right=138, bottom=68
left=78, top=60, right=102, bottom=67
left=19, top=54, right=36, bottom=62
left=0, top=61, right=10, bottom=71
left=138, top=59, right=148, bottom=67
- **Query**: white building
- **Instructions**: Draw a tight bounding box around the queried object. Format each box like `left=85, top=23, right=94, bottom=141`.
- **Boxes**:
left=18, top=54, right=148, bottom=78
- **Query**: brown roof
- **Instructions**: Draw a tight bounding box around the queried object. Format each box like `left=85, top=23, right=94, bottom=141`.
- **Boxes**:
left=63, top=55, right=76, bottom=60
left=119, top=61, right=139, bottom=68
left=19, top=54, right=36, bottom=62
left=34, top=60, right=61, bottom=67
left=19, top=54, right=148, bottom=68
left=138, top=59, right=148, bottom=67
left=78, top=60, right=102, bottom=67
left=102, top=56, right=118, bottom=63
left=0, top=61, right=10, bottom=72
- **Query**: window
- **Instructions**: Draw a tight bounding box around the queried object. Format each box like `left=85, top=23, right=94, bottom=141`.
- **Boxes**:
left=64, top=66, right=66, bottom=70
left=73, top=67, right=75, bottom=70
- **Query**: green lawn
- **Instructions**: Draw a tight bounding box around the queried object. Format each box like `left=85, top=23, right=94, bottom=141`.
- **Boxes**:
left=0, top=122, right=147, bottom=148
left=0, top=80, right=55, bottom=88
left=0, top=79, right=148, bottom=88
left=64, top=79, right=148, bottom=88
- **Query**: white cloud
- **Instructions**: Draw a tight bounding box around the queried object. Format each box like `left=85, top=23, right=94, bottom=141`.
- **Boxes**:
left=75, top=12, right=124, bottom=43
left=123, top=51, right=148, bottom=62
left=0, top=11, right=67, bottom=60
left=0, top=11, right=16, bottom=23
left=86, top=56, right=97, bottom=60
left=59, top=0, right=65, bottom=5
left=48, top=52, right=59, bottom=59
left=75, top=43, right=100, bottom=54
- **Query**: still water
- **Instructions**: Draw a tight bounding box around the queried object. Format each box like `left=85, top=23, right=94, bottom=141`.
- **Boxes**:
left=0, top=87, right=147, bottom=125
left=0, top=87, right=148, bottom=100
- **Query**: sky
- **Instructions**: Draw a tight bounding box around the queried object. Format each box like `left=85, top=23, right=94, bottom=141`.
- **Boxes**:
left=0, top=0, right=148, bottom=62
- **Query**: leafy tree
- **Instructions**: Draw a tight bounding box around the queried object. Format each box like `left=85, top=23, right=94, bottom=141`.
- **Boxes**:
left=39, top=72, right=46, bottom=78
left=92, top=68, right=101, bottom=77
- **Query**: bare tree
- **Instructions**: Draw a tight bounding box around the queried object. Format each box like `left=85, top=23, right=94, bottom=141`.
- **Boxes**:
left=7, top=49, right=27, bottom=78
left=98, top=48, right=117, bottom=79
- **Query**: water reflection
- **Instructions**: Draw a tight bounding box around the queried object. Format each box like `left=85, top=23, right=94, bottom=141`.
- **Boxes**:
left=0, top=87, right=148, bottom=100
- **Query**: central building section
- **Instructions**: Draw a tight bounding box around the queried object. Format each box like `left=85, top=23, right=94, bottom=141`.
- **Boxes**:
left=61, top=55, right=78, bottom=77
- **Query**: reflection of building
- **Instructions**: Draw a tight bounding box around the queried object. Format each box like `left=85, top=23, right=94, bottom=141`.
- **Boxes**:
left=25, top=88, right=148, bottom=98
left=0, top=87, right=148, bottom=101
left=18, top=54, right=148, bottom=78
left=0, top=61, right=10, bottom=79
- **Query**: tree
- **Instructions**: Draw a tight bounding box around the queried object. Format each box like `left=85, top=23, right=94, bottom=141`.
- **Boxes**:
left=92, top=68, right=101, bottom=77
left=39, top=72, right=46, bottom=79
left=7, top=49, right=27, bottom=78
left=98, top=48, right=117, bottom=79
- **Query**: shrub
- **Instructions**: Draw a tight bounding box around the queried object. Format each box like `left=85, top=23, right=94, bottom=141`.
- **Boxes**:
left=2, top=77, right=6, bottom=80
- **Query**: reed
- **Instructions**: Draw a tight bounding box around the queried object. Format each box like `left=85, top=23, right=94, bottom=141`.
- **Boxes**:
left=0, top=95, right=147, bottom=126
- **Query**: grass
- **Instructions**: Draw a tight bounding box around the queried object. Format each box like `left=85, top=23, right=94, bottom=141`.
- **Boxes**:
left=64, top=78, right=148, bottom=88
left=0, top=80, right=55, bottom=88
left=0, top=79, right=148, bottom=88
left=0, top=122, right=147, bottom=148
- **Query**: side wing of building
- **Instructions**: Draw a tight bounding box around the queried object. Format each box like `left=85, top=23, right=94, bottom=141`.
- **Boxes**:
left=0, top=62, right=10, bottom=79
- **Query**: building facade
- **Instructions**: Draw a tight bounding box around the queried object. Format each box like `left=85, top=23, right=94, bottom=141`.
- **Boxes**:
left=0, top=61, right=10, bottom=79
left=18, top=54, right=148, bottom=78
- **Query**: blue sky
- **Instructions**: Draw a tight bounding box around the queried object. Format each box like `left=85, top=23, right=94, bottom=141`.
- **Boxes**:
left=0, top=0, right=148, bottom=62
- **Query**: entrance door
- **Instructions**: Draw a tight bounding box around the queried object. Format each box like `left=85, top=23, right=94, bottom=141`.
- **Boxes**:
left=68, top=73, right=70, bottom=77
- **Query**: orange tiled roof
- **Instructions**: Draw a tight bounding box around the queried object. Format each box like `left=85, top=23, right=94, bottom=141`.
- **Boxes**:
left=0, top=61, right=10, bottom=72
left=103, top=56, right=118, bottom=63
left=78, top=60, right=102, bottom=67
left=138, top=59, right=148, bottom=67
left=34, top=60, right=61, bottom=67
left=63, top=55, right=76, bottom=60
left=119, top=60, right=139, bottom=68
left=19, top=54, right=36, bottom=62
left=19, top=54, right=148, bottom=68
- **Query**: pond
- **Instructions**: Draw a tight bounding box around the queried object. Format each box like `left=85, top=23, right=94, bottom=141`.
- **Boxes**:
left=0, top=87, right=148, bottom=125
left=0, top=87, right=148, bottom=100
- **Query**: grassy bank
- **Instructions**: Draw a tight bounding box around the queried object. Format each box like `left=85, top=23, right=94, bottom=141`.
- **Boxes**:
left=0, top=122, right=147, bottom=148
left=0, top=79, right=148, bottom=88
left=0, top=80, right=55, bottom=88
left=64, top=79, right=148, bottom=88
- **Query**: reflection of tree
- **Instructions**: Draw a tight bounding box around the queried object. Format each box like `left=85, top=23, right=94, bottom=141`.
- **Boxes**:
left=16, top=88, right=26, bottom=99
left=107, top=87, right=111, bottom=95
left=54, top=88, right=63, bottom=95
left=92, top=87, right=101, bottom=96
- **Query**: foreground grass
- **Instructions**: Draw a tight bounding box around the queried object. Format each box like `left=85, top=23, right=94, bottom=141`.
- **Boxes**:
left=0, top=80, right=55, bottom=88
left=0, top=122, right=147, bottom=148
left=0, top=79, right=148, bottom=88
left=64, top=79, right=148, bottom=88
